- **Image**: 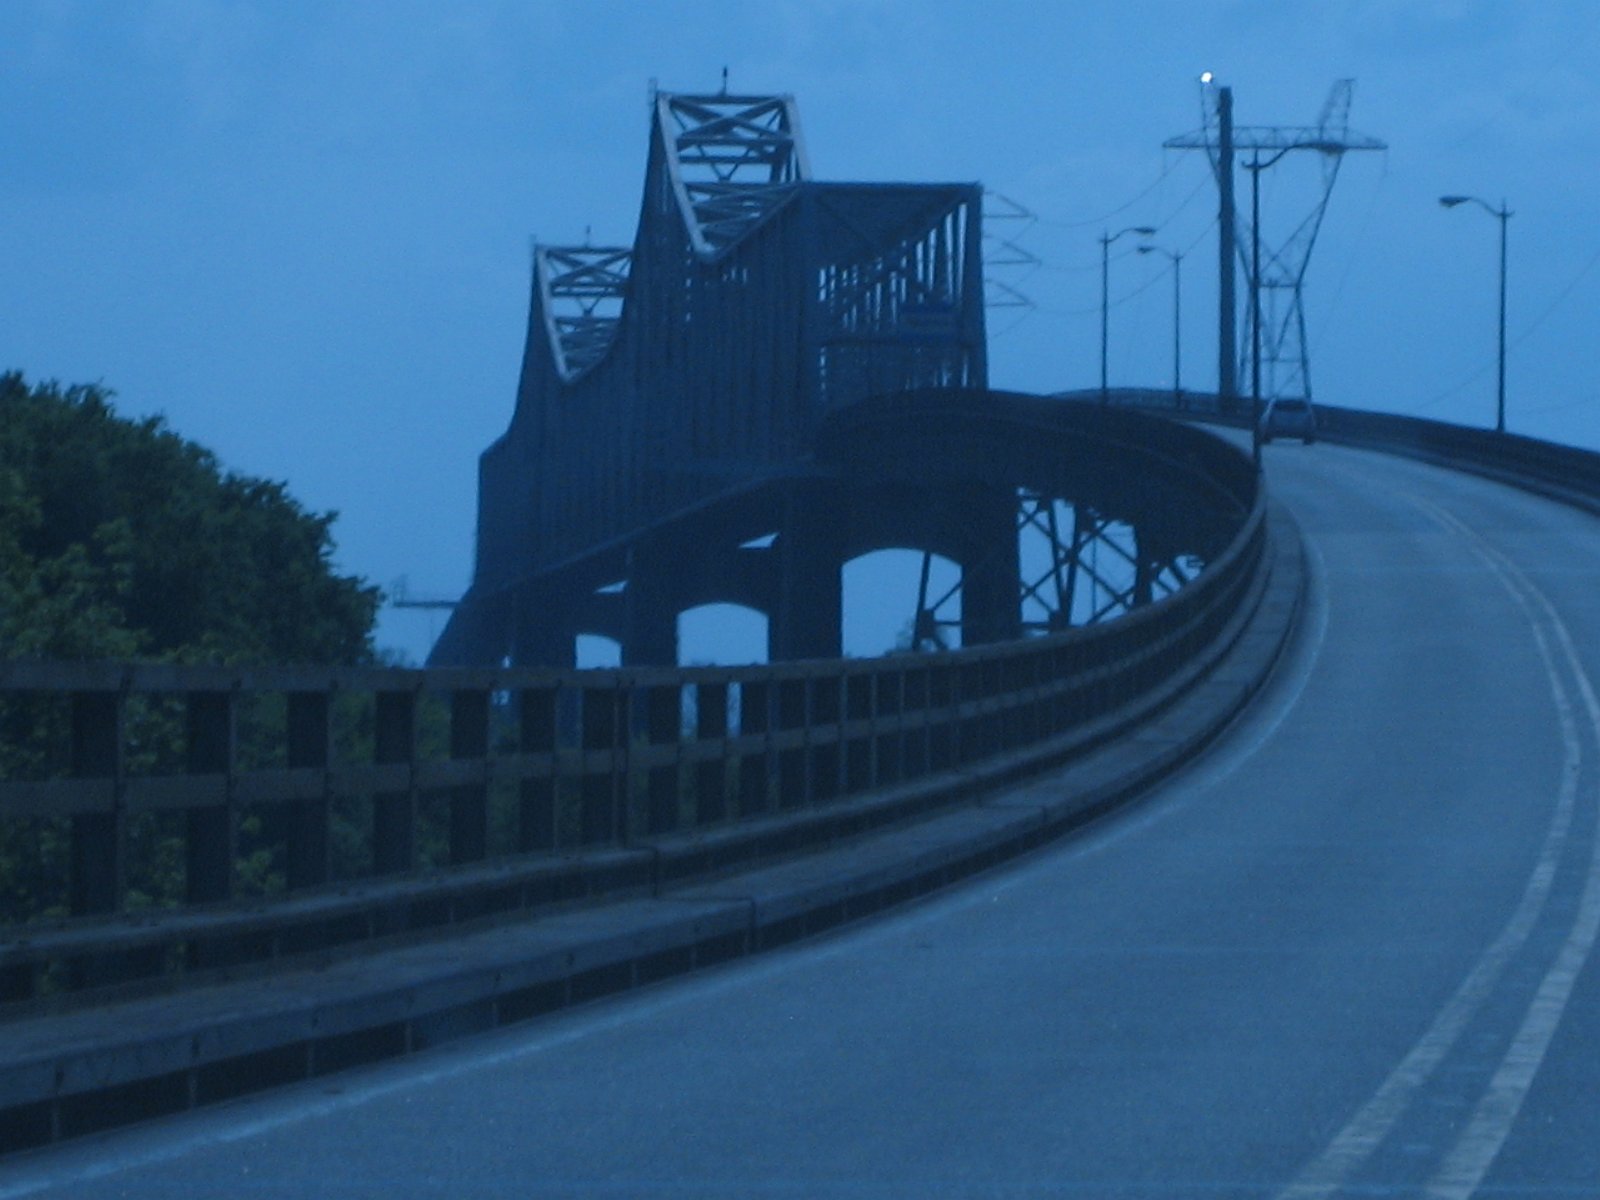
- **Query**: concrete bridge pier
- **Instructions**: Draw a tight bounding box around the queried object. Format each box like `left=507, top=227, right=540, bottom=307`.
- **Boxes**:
left=510, top=585, right=580, bottom=669
left=511, top=584, right=632, bottom=669
left=501, top=477, right=1033, bottom=669
left=771, top=483, right=844, bottom=662
left=621, top=541, right=681, bottom=667
left=958, top=486, right=1023, bottom=646
left=618, top=513, right=794, bottom=667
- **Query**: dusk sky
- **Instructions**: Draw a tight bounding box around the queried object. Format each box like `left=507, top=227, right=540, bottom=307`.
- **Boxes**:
left=3, top=1, right=1598, bottom=664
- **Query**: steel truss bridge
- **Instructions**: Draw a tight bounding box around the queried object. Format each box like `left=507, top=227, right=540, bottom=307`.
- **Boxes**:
left=5, top=89, right=1600, bottom=1195
left=433, top=91, right=1218, bottom=670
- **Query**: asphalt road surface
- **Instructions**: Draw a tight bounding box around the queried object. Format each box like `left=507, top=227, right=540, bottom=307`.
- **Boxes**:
left=6, top=441, right=1600, bottom=1198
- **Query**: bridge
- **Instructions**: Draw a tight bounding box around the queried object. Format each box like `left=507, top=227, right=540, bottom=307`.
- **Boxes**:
left=4, top=91, right=1600, bottom=1197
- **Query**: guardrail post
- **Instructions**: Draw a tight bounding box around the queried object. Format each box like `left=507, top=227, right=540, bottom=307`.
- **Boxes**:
left=372, top=688, right=417, bottom=874
left=874, top=669, right=903, bottom=786
left=776, top=678, right=807, bottom=809
left=808, top=675, right=842, bottom=803
left=695, top=681, right=728, bottom=823
left=580, top=685, right=620, bottom=844
left=644, top=684, right=680, bottom=834
left=903, top=667, right=930, bottom=778
left=185, top=690, right=236, bottom=903
left=69, top=691, right=123, bottom=916
left=285, top=690, right=331, bottom=889
left=843, top=673, right=873, bottom=794
left=737, top=681, right=771, bottom=816
left=518, top=687, right=558, bottom=851
left=449, top=689, right=490, bottom=863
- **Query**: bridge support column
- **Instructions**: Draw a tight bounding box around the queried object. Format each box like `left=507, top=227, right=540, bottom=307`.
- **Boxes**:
left=1133, top=527, right=1157, bottom=609
left=960, top=487, right=1021, bottom=646
left=623, top=541, right=681, bottom=667
left=771, top=483, right=843, bottom=661
left=511, top=587, right=578, bottom=669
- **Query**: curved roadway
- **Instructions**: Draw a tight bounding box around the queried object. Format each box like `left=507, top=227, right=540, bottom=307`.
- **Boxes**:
left=8, top=442, right=1600, bottom=1198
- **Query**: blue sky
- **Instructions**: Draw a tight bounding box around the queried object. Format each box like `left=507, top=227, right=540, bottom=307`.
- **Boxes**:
left=3, top=1, right=1598, bottom=663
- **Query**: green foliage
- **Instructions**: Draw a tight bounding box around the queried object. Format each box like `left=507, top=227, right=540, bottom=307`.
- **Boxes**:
left=0, top=372, right=379, bottom=666
left=1, top=372, right=384, bottom=923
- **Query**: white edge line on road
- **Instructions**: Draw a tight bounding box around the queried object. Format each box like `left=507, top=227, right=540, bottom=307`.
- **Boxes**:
left=1421, top=511, right=1600, bottom=1198
left=0, top=526, right=1331, bottom=1199
left=1274, top=493, right=1586, bottom=1200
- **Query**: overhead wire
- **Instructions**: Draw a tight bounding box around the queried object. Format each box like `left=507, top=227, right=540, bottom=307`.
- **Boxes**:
left=1032, top=168, right=1215, bottom=273
left=1311, top=149, right=1390, bottom=348
left=1412, top=236, right=1600, bottom=412
left=1035, top=215, right=1218, bottom=319
left=1027, top=154, right=1184, bottom=230
left=984, top=151, right=1214, bottom=340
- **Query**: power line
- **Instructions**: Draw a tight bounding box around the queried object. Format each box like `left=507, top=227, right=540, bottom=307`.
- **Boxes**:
left=1413, top=236, right=1600, bottom=412
left=1030, top=170, right=1215, bottom=274
left=1027, top=154, right=1186, bottom=230
left=1038, top=216, right=1218, bottom=318
left=1311, top=150, right=1391, bottom=348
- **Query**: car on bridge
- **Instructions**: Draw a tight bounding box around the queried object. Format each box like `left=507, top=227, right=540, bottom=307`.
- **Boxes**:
left=1259, top=398, right=1317, bottom=444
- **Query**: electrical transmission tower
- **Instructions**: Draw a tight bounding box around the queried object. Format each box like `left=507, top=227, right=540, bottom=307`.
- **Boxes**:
left=1166, top=80, right=1385, bottom=408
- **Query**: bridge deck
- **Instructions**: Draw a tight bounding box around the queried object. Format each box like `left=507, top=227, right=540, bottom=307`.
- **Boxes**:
left=12, top=440, right=1600, bottom=1196
left=0, top=506, right=1299, bottom=1152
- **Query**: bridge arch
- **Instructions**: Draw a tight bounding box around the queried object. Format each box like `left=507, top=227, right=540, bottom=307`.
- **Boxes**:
left=679, top=602, right=769, bottom=667
left=843, top=547, right=962, bottom=656
left=575, top=632, right=622, bottom=669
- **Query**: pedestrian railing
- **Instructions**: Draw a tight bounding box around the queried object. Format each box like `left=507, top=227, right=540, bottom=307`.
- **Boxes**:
left=0, top=404, right=1265, bottom=1007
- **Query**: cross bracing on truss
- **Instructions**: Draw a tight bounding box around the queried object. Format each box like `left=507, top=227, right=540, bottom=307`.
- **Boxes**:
left=902, top=490, right=1203, bottom=652
left=979, top=190, right=1039, bottom=314
left=657, top=93, right=809, bottom=258
left=454, top=87, right=987, bottom=608
left=1014, top=495, right=1194, bottom=630
left=535, top=245, right=632, bottom=381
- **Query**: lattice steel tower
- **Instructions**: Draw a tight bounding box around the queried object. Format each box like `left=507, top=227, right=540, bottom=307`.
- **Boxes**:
left=1167, top=80, right=1385, bottom=406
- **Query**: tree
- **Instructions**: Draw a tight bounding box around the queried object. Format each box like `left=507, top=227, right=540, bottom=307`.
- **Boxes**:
left=0, top=372, right=379, bottom=665
left=1, top=373, right=384, bottom=921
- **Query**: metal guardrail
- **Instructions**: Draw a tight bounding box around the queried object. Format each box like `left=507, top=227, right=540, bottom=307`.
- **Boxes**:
left=0, top=405, right=1265, bottom=1007
left=1097, top=386, right=1600, bottom=508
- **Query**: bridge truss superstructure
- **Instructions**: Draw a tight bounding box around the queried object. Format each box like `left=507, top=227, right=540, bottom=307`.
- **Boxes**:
left=435, top=90, right=1228, bottom=670
left=437, top=89, right=992, bottom=666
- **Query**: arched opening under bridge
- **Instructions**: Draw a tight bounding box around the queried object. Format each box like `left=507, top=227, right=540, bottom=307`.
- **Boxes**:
left=843, top=548, right=963, bottom=656
left=575, top=633, right=621, bottom=669
left=679, top=603, right=769, bottom=667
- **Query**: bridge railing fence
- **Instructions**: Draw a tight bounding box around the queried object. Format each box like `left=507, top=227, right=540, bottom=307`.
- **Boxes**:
left=1, top=413, right=1265, bottom=1008
left=1098, top=386, right=1600, bottom=506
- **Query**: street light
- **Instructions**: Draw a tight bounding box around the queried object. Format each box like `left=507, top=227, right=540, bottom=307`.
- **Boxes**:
left=1138, top=244, right=1184, bottom=407
left=1440, top=194, right=1512, bottom=433
left=1100, top=225, right=1157, bottom=402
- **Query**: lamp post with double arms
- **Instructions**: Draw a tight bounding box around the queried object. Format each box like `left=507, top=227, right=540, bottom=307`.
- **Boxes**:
left=1440, top=194, right=1512, bottom=433
left=1139, top=244, right=1184, bottom=407
left=1100, top=224, right=1157, bottom=403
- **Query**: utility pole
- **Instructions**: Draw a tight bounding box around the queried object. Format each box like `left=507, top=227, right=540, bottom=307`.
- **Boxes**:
left=1100, top=225, right=1156, bottom=403
left=1216, top=85, right=1236, bottom=407
left=1440, top=195, right=1513, bottom=432
left=1137, top=244, right=1184, bottom=405
left=1167, top=79, right=1385, bottom=423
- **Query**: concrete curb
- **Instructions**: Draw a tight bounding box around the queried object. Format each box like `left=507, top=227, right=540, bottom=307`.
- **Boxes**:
left=0, top=505, right=1305, bottom=1155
